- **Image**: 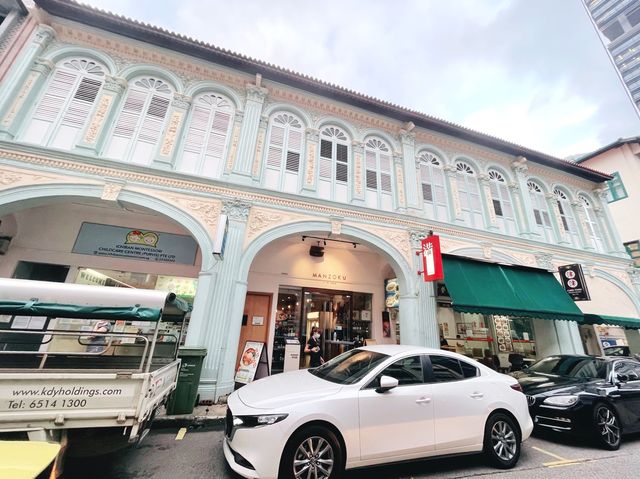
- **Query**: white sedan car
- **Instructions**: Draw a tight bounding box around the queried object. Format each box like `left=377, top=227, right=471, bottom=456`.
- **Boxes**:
left=223, top=345, right=533, bottom=479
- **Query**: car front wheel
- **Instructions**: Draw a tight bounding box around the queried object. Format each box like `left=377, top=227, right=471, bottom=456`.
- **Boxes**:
left=280, top=425, right=343, bottom=479
left=593, top=404, right=621, bottom=450
left=483, top=413, right=520, bottom=469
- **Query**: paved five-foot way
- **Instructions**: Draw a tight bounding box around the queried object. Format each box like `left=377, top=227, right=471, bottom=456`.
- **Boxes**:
left=64, top=425, right=640, bottom=479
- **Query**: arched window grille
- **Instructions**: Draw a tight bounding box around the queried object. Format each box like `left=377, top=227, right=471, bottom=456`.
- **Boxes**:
left=418, top=151, right=447, bottom=220
left=579, top=195, right=605, bottom=251
left=20, top=57, right=106, bottom=149
left=488, top=170, right=517, bottom=235
left=179, top=92, right=233, bottom=178
left=317, top=126, right=350, bottom=202
left=455, top=161, right=483, bottom=228
left=263, top=112, right=304, bottom=193
left=364, top=138, right=393, bottom=210
left=105, top=76, right=173, bottom=165
left=554, top=188, right=581, bottom=247
left=527, top=181, right=554, bottom=242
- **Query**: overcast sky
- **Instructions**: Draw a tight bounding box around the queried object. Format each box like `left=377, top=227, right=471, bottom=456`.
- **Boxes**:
left=79, top=0, right=640, bottom=159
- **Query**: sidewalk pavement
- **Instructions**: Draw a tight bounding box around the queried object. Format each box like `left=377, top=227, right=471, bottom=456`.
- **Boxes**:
left=152, top=403, right=227, bottom=429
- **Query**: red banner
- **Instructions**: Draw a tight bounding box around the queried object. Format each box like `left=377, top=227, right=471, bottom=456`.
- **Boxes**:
left=420, top=235, right=444, bottom=282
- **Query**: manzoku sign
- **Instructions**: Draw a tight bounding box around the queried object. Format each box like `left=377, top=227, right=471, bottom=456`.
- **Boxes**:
left=72, top=222, right=198, bottom=265
left=558, top=264, right=591, bottom=301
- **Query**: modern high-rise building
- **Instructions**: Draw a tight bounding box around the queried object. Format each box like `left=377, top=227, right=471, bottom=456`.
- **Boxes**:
left=582, top=0, right=640, bottom=118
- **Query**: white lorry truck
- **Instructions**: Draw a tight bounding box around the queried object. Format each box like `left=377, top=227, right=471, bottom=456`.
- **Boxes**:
left=0, top=278, right=189, bottom=463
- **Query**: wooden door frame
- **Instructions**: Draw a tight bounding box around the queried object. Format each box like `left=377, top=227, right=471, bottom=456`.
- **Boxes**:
left=236, top=292, right=273, bottom=368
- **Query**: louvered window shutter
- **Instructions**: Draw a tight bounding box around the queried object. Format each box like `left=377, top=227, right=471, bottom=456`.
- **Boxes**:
left=60, top=77, right=102, bottom=127
left=319, top=139, right=333, bottom=179
left=380, top=154, right=391, bottom=193
left=138, top=94, right=170, bottom=144
left=113, top=88, right=147, bottom=139
left=286, top=128, right=302, bottom=172
left=32, top=69, right=79, bottom=124
left=207, top=110, right=231, bottom=161
left=267, top=125, right=285, bottom=168
left=183, top=105, right=210, bottom=154
left=335, top=143, right=348, bottom=183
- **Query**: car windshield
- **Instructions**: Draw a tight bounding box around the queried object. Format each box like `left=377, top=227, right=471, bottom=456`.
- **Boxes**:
left=527, top=356, right=608, bottom=379
left=309, top=349, right=389, bottom=385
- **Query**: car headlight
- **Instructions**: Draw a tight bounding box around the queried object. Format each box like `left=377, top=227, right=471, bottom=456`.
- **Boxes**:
left=543, top=395, right=578, bottom=407
left=233, top=414, right=288, bottom=428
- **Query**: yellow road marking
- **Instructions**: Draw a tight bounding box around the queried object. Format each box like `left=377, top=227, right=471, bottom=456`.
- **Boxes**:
left=531, top=446, right=569, bottom=462
left=544, top=459, right=587, bottom=467
left=175, top=427, right=187, bottom=441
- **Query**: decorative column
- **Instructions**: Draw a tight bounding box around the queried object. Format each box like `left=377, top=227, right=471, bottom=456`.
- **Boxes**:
left=0, top=24, right=55, bottom=130
left=443, top=165, right=462, bottom=223
left=194, top=199, right=251, bottom=400
left=301, top=128, right=319, bottom=193
left=251, top=115, right=269, bottom=184
left=229, top=82, right=268, bottom=184
left=351, top=140, right=365, bottom=205
left=75, top=75, right=127, bottom=153
left=511, top=157, right=536, bottom=239
left=224, top=110, right=244, bottom=175
left=399, top=128, right=420, bottom=212
left=152, top=93, right=191, bottom=169
left=628, top=269, right=640, bottom=296
left=405, top=231, right=440, bottom=349
left=508, top=182, right=526, bottom=234
left=0, top=57, right=53, bottom=140
left=479, top=173, right=498, bottom=231
left=393, top=153, right=407, bottom=212
left=594, top=188, right=626, bottom=255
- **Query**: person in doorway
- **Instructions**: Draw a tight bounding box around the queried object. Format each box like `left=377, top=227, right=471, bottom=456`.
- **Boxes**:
left=440, top=332, right=448, bottom=348
left=304, top=326, right=324, bottom=367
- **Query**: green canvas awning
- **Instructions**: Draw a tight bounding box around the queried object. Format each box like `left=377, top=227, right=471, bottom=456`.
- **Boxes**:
left=442, top=255, right=584, bottom=322
left=583, top=314, right=640, bottom=329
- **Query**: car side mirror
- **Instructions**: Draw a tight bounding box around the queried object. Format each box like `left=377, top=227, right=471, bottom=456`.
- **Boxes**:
left=375, top=375, right=399, bottom=394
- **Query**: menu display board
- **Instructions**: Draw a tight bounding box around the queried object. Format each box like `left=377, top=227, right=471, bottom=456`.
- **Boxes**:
left=234, top=341, right=269, bottom=385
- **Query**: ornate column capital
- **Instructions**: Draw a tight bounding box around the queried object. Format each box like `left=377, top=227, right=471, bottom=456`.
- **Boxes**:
left=534, top=252, right=554, bottom=271
left=222, top=198, right=252, bottom=221
left=171, top=93, right=192, bottom=109
left=393, top=153, right=404, bottom=165
left=246, top=84, right=268, bottom=102
left=507, top=181, right=519, bottom=191
left=544, top=192, right=557, bottom=201
left=31, top=57, right=54, bottom=76
left=593, top=188, right=608, bottom=201
left=570, top=199, right=582, bottom=208
left=399, top=129, right=415, bottom=145
left=478, top=173, right=490, bottom=183
left=409, top=230, right=429, bottom=248
left=305, top=128, right=319, bottom=142
left=627, top=268, right=640, bottom=285
left=233, top=110, right=245, bottom=123
left=443, top=165, right=458, bottom=177
left=511, top=156, right=528, bottom=174
left=33, top=25, right=56, bottom=45
left=351, top=140, right=364, bottom=151
left=102, top=75, right=127, bottom=94
left=259, top=115, right=269, bottom=129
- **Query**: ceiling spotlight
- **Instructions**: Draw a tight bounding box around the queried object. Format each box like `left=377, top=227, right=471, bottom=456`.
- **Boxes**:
left=302, top=236, right=306, bottom=242
left=353, top=243, right=357, bottom=249
left=323, top=239, right=327, bottom=246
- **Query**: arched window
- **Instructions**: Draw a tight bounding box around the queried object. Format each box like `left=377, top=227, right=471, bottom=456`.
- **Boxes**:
left=364, top=138, right=393, bottom=210
left=20, top=57, right=106, bottom=149
left=318, top=126, right=350, bottom=202
left=179, top=93, right=233, bottom=178
left=488, top=170, right=517, bottom=235
left=263, top=112, right=304, bottom=193
left=579, top=195, right=605, bottom=251
left=554, top=188, right=581, bottom=247
left=418, top=151, right=447, bottom=220
left=455, top=161, right=483, bottom=228
left=527, top=181, right=554, bottom=242
left=105, top=76, right=173, bottom=165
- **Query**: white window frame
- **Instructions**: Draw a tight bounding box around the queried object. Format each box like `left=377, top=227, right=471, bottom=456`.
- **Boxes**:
left=318, top=126, right=350, bottom=201
left=19, top=57, right=106, bottom=148
left=527, top=181, right=554, bottom=242
left=579, top=195, right=605, bottom=251
left=488, top=170, right=517, bottom=235
left=179, top=92, right=234, bottom=178
left=263, top=112, right=304, bottom=192
left=364, top=137, right=393, bottom=210
left=455, top=161, right=483, bottom=228
left=418, top=151, right=447, bottom=221
left=105, top=76, right=174, bottom=165
left=553, top=188, right=581, bottom=247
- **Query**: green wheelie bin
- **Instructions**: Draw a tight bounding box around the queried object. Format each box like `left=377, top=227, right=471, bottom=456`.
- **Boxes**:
left=166, top=347, right=207, bottom=415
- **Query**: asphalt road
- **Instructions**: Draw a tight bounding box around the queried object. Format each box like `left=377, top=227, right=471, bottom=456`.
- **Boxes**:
left=64, top=425, right=640, bottom=479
